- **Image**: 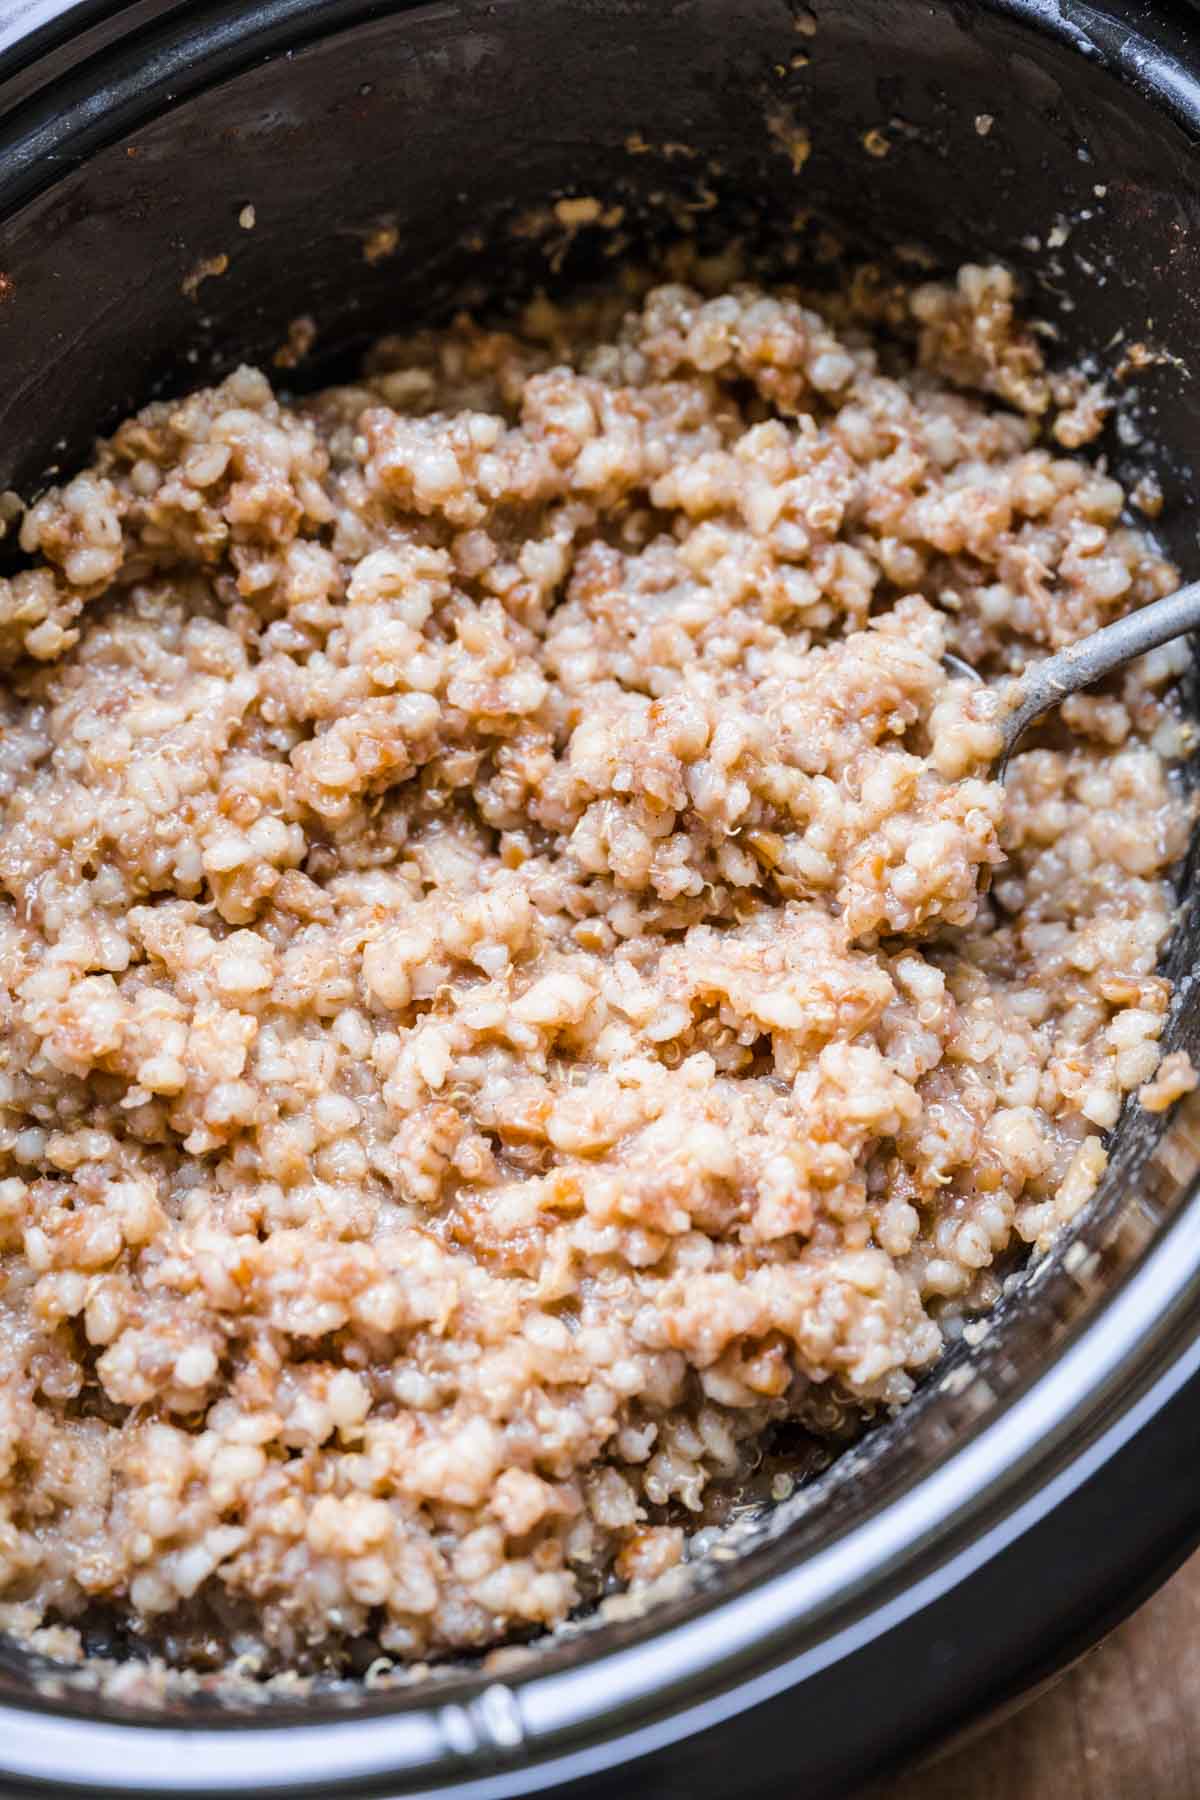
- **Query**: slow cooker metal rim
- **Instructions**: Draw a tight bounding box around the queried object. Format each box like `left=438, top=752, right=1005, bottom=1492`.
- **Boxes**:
left=2, top=0, right=1200, bottom=1793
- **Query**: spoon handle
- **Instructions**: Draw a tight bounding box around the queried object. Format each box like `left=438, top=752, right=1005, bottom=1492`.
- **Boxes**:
left=1001, top=578, right=1200, bottom=763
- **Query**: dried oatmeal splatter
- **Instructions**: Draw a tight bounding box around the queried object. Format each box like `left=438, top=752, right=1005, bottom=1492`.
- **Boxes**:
left=181, top=252, right=229, bottom=300
left=0, top=260, right=1188, bottom=1671
left=363, top=222, right=399, bottom=266
left=273, top=314, right=318, bottom=371
left=768, top=113, right=812, bottom=173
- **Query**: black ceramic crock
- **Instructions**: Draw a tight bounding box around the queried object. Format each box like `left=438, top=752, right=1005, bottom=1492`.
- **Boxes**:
left=3, top=2, right=1200, bottom=1795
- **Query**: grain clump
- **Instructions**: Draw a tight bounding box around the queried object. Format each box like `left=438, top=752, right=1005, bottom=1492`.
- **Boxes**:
left=0, top=259, right=1190, bottom=1671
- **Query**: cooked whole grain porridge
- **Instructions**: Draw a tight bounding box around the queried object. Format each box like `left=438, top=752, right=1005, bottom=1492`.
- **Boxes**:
left=0, top=259, right=1192, bottom=1672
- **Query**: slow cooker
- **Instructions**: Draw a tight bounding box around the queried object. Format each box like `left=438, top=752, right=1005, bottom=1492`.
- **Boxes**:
left=3, top=1, right=1200, bottom=1795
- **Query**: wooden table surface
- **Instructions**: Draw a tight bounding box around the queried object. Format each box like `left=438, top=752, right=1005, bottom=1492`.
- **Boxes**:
left=864, top=1547, right=1200, bottom=1800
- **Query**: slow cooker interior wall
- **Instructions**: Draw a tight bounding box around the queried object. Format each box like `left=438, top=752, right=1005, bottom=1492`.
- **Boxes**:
left=1, top=0, right=1200, bottom=1716
left=3, top=0, right=1200, bottom=505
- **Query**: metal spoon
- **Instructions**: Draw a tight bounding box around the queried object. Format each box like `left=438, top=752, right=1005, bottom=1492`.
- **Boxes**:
left=943, top=578, right=1200, bottom=778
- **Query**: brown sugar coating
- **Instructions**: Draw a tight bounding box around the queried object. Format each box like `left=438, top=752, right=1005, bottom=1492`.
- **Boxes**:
left=0, top=260, right=1189, bottom=1670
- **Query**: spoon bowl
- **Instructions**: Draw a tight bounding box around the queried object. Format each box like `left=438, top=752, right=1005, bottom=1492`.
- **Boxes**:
left=945, top=579, right=1200, bottom=779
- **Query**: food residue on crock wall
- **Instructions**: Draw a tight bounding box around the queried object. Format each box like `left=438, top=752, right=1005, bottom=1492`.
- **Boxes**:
left=181, top=252, right=229, bottom=299
left=363, top=222, right=400, bottom=265
left=272, top=314, right=318, bottom=369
